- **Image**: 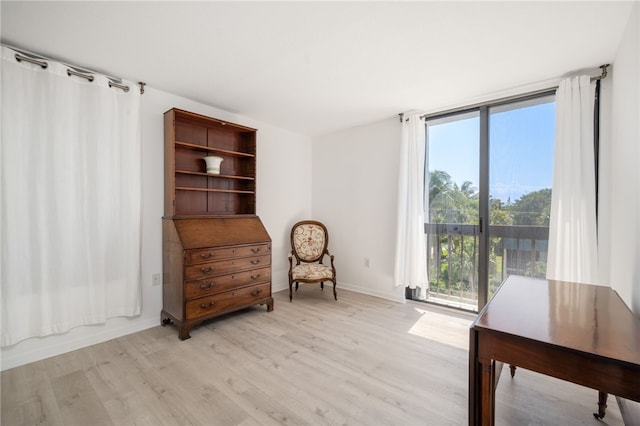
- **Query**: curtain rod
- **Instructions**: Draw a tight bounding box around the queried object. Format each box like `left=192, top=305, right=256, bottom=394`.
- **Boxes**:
left=3, top=43, right=146, bottom=95
left=399, top=64, right=610, bottom=122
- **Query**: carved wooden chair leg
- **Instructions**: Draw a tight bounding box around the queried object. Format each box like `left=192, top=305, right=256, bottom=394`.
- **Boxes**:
left=320, top=281, right=324, bottom=290
left=333, top=282, right=337, bottom=300
left=509, top=365, right=517, bottom=378
left=289, top=281, right=293, bottom=302
left=593, top=391, right=608, bottom=420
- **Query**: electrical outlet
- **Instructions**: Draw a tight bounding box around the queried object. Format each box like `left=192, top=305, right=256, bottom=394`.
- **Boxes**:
left=152, top=273, right=161, bottom=286
left=364, top=257, right=370, bottom=268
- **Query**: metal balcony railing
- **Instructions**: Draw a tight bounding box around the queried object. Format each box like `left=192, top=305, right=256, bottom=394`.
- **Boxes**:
left=424, top=223, right=549, bottom=309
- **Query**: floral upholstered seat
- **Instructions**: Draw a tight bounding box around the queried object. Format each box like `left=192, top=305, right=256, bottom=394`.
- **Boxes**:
left=288, top=220, right=337, bottom=301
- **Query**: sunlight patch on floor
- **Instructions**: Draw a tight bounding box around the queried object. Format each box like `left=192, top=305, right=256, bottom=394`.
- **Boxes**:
left=407, top=307, right=472, bottom=350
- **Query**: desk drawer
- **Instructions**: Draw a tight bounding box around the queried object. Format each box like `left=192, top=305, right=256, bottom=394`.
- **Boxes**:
left=184, top=254, right=271, bottom=280
left=185, top=243, right=271, bottom=265
left=184, top=267, right=271, bottom=299
left=185, top=247, right=236, bottom=264
left=185, top=283, right=271, bottom=320
left=234, top=244, right=271, bottom=258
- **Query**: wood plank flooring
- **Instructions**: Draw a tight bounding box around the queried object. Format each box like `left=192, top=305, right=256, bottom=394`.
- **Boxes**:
left=1, top=288, right=624, bottom=425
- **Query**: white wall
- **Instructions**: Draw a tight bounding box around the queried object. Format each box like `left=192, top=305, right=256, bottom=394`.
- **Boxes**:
left=1, top=87, right=312, bottom=371
left=596, top=7, right=639, bottom=419
left=312, top=117, right=405, bottom=302
left=313, top=2, right=640, bottom=311
left=602, top=2, right=640, bottom=314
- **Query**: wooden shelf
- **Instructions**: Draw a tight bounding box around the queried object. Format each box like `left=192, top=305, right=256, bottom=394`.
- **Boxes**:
left=175, top=141, right=255, bottom=158
left=176, top=187, right=255, bottom=195
left=165, top=108, right=257, bottom=216
left=175, top=169, right=255, bottom=181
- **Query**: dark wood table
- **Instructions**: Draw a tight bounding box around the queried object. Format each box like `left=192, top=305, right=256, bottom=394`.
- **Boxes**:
left=469, top=276, right=640, bottom=425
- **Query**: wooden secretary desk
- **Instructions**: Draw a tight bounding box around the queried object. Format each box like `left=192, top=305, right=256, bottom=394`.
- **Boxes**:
left=161, top=108, right=273, bottom=340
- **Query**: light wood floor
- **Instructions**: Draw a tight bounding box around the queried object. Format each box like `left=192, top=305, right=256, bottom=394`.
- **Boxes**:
left=1, top=288, right=624, bottom=425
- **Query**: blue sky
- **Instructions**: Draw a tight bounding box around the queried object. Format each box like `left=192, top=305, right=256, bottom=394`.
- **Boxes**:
left=427, top=100, right=555, bottom=204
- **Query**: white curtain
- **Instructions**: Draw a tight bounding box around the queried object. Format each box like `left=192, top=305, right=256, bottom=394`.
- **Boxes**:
left=546, top=75, right=599, bottom=285
left=394, top=113, right=429, bottom=299
left=1, top=46, right=142, bottom=346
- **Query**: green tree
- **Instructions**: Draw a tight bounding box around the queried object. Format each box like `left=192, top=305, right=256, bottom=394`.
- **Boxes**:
left=428, top=171, right=478, bottom=224
left=508, top=189, right=552, bottom=226
left=491, top=209, right=513, bottom=225
left=490, top=197, right=513, bottom=225
left=428, top=170, right=454, bottom=204
left=460, top=181, right=478, bottom=198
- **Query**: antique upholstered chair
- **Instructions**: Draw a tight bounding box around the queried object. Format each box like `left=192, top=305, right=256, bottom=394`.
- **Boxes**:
left=288, top=220, right=337, bottom=302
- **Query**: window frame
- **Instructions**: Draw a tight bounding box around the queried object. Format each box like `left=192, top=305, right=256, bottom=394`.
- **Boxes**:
left=423, top=89, right=557, bottom=309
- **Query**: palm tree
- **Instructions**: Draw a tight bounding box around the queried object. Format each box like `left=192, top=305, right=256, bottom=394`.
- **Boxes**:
left=428, top=170, right=454, bottom=204
left=460, top=181, right=478, bottom=198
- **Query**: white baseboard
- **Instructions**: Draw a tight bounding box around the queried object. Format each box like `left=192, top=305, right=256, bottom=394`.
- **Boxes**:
left=273, top=280, right=404, bottom=303
left=1, top=316, right=160, bottom=371
left=272, top=281, right=289, bottom=293
left=336, top=281, right=405, bottom=303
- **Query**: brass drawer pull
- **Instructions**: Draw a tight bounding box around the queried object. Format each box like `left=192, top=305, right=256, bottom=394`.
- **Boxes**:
left=199, top=301, right=215, bottom=309
left=250, top=274, right=260, bottom=280
left=250, top=289, right=262, bottom=297
left=250, top=260, right=260, bottom=265
left=200, top=266, right=215, bottom=273
left=200, top=252, right=214, bottom=259
left=199, top=282, right=215, bottom=290
left=251, top=247, right=260, bottom=253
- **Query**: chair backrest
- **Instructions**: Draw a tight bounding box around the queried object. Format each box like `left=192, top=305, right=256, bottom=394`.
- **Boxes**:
left=291, top=220, right=329, bottom=263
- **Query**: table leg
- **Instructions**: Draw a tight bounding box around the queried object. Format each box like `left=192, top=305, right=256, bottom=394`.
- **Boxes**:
left=480, top=360, right=496, bottom=426
left=593, top=391, right=608, bottom=420
left=469, top=328, right=479, bottom=426
left=470, top=328, right=496, bottom=426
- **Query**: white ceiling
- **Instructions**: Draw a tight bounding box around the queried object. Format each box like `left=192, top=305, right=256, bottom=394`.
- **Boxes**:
left=1, top=1, right=635, bottom=137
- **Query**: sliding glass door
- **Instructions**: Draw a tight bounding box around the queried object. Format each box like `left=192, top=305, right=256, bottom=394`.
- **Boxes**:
left=487, top=96, right=555, bottom=299
left=425, top=111, right=480, bottom=310
left=425, top=93, right=555, bottom=311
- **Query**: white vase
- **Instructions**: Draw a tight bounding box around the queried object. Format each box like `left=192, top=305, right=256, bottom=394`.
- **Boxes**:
left=203, top=156, right=224, bottom=174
